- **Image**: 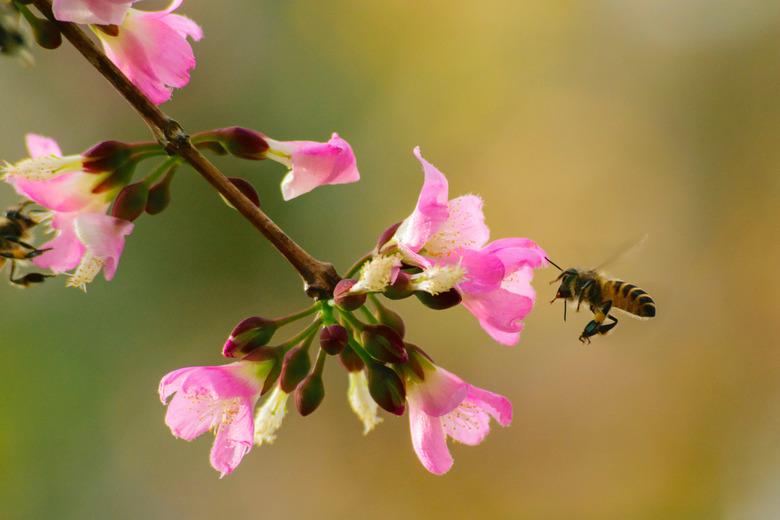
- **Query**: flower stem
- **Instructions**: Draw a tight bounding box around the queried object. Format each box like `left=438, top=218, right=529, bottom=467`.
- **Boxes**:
left=29, top=0, right=341, bottom=300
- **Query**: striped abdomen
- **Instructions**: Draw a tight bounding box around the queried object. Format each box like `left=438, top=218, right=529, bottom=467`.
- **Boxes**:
left=603, top=280, right=656, bottom=317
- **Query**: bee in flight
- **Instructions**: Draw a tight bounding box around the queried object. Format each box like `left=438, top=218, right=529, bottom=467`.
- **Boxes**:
left=0, top=200, right=54, bottom=287
left=547, top=257, right=656, bottom=343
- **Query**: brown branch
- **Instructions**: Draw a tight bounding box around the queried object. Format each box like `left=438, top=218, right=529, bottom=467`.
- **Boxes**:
left=29, top=0, right=340, bottom=300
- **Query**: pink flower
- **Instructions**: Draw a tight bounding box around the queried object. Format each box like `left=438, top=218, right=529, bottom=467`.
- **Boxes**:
left=95, top=0, right=202, bottom=105
left=159, top=358, right=275, bottom=478
left=53, top=0, right=135, bottom=25
left=5, top=134, right=133, bottom=289
left=392, top=147, right=547, bottom=345
left=405, top=363, right=512, bottom=475
left=264, top=133, right=360, bottom=200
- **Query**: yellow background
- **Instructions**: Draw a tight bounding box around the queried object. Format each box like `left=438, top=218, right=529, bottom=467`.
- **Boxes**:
left=1, top=1, right=779, bottom=519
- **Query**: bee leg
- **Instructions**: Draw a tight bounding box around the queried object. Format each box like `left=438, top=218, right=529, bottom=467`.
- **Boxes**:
left=8, top=261, right=54, bottom=287
left=598, top=314, right=618, bottom=335
left=579, top=300, right=612, bottom=342
left=576, top=281, right=593, bottom=311
left=0, top=235, right=52, bottom=259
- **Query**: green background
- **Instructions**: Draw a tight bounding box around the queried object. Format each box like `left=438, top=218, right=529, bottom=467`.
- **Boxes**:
left=1, top=1, right=779, bottom=519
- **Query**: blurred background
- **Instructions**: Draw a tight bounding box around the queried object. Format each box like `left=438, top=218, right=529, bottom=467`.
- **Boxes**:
left=2, top=1, right=779, bottom=519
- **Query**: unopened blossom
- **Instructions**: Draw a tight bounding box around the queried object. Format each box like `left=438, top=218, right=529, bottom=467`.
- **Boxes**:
left=4, top=134, right=133, bottom=289
left=264, top=133, right=360, bottom=200
left=95, top=0, right=202, bottom=105
left=390, top=147, right=547, bottom=345
left=347, top=370, right=382, bottom=434
left=159, top=357, right=275, bottom=477
left=53, top=0, right=135, bottom=25
left=404, top=360, right=512, bottom=475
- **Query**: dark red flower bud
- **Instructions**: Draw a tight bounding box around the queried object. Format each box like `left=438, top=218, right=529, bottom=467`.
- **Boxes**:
left=279, top=343, right=311, bottom=393
left=382, top=271, right=413, bottom=300
left=374, top=305, right=405, bottom=339
left=94, top=24, right=119, bottom=37
left=295, top=373, right=325, bottom=416
left=361, top=324, right=408, bottom=364
left=415, top=288, right=462, bottom=310
left=376, top=221, right=402, bottom=251
left=29, top=16, right=61, bottom=49
left=338, top=344, right=364, bottom=372
left=333, top=279, right=366, bottom=311
left=82, top=140, right=131, bottom=173
left=223, top=316, right=278, bottom=358
left=111, top=182, right=148, bottom=222
left=211, top=127, right=270, bottom=160
left=366, top=362, right=405, bottom=416
left=145, top=169, right=175, bottom=215
left=319, top=324, right=348, bottom=355
left=225, top=177, right=260, bottom=208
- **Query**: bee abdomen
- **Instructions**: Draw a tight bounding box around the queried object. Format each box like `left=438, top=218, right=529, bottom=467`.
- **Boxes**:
left=604, top=280, right=656, bottom=318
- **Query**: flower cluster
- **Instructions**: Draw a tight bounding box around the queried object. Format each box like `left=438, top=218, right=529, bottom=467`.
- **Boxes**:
left=159, top=149, right=546, bottom=476
left=1, top=129, right=359, bottom=289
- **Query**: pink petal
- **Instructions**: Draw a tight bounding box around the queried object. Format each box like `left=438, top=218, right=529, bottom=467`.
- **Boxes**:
left=53, top=0, right=133, bottom=24
left=481, top=237, right=547, bottom=272
left=460, top=289, right=534, bottom=346
left=408, top=367, right=470, bottom=417
left=394, top=148, right=450, bottom=253
left=211, top=421, right=253, bottom=478
left=159, top=366, right=201, bottom=403
left=280, top=133, right=360, bottom=200
left=468, top=386, right=513, bottom=426
left=25, top=134, right=62, bottom=158
left=409, top=403, right=453, bottom=475
left=179, top=365, right=262, bottom=399
left=32, top=212, right=86, bottom=273
left=12, top=172, right=109, bottom=213
left=439, top=194, right=490, bottom=251
left=73, top=213, right=134, bottom=280
left=443, top=387, right=512, bottom=446
left=452, top=248, right=504, bottom=294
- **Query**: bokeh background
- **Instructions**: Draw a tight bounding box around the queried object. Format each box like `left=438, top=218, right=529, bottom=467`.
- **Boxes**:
left=2, top=1, right=779, bottom=519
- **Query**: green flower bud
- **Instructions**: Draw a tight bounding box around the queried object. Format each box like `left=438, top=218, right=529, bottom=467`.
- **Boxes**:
left=361, top=324, right=408, bottom=364
left=366, top=362, right=405, bottom=416
left=295, top=373, right=325, bottom=416
left=111, top=182, right=149, bottom=222
left=223, top=316, right=278, bottom=358
left=279, top=343, right=311, bottom=393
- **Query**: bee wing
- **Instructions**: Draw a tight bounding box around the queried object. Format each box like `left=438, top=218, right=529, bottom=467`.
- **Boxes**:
left=594, top=233, right=649, bottom=271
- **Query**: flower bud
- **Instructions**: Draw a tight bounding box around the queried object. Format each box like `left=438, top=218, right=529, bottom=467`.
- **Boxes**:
left=376, top=221, right=402, bottom=251
left=415, top=287, right=462, bottom=310
left=111, top=182, right=149, bottom=222
left=29, top=16, right=61, bottom=50
left=333, top=279, right=366, bottom=311
left=82, top=140, right=131, bottom=173
left=382, top=271, right=413, bottom=300
left=279, top=343, right=311, bottom=393
left=209, top=127, right=270, bottom=160
left=145, top=168, right=175, bottom=215
left=339, top=344, right=364, bottom=372
left=361, top=324, right=408, bottom=364
left=374, top=305, right=405, bottom=339
left=223, top=316, right=278, bottom=358
left=366, top=362, right=405, bottom=416
left=319, top=324, right=348, bottom=355
left=295, top=373, right=325, bottom=416
left=226, top=177, right=260, bottom=208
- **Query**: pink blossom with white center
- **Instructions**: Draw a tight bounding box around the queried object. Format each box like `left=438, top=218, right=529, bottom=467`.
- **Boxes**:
left=5, top=134, right=133, bottom=289
left=391, top=147, right=547, bottom=345
left=159, top=359, right=274, bottom=478
left=95, top=0, right=202, bottom=105
left=405, top=363, right=512, bottom=475
left=53, top=0, right=135, bottom=25
left=264, top=133, right=360, bottom=200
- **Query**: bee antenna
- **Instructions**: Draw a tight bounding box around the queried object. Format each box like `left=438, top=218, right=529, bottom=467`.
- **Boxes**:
left=545, top=257, right=563, bottom=271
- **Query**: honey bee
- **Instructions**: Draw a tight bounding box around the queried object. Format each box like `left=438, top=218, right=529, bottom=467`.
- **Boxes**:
left=547, top=256, right=656, bottom=343
left=0, top=201, right=53, bottom=287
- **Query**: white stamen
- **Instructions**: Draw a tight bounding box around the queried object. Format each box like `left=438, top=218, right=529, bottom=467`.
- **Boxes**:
left=410, top=263, right=467, bottom=295
left=1, top=154, right=83, bottom=182
left=66, top=253, right=104, bottom=291
left=350, top=254, right=402, bottom=294
left=347, top=371, right=382, bottom=435
left=254, top=386, right=288, bottom=445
